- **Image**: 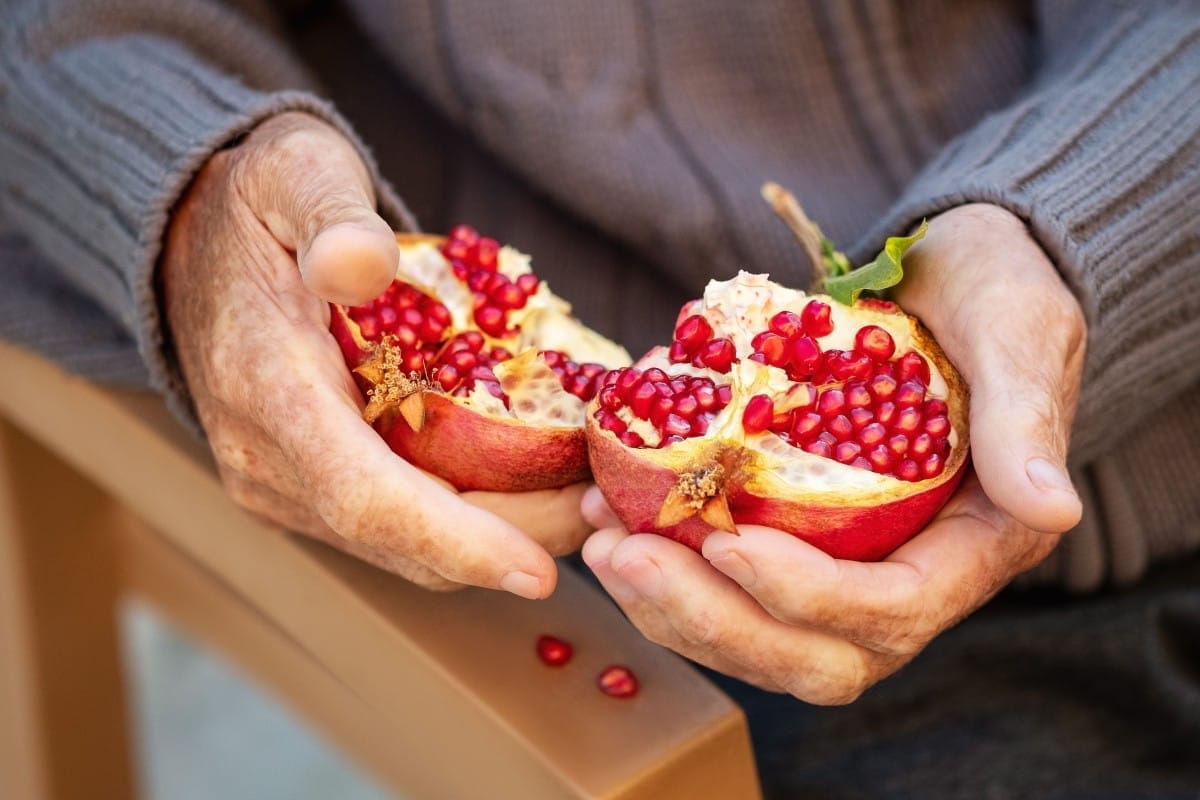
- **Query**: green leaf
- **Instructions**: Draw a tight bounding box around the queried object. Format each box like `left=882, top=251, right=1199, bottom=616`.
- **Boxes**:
left=823, top=220, right=928, bottom=306
left=821, top=235, right=853, bottom=278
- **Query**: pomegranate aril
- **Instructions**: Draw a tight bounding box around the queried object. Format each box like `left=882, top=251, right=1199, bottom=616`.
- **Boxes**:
left=378, top=306, right=399, bottom=330
left=716, top=385, right=734, bottom=406
left=492, top=347, right=513, bottom=362
left=893, top=406, right=923, bottom=435
left=643, top=367, right=668, bottom=384
left=887, top=434, right=909, bottom=458
left=817, top=389, right=846, bottom=417
left=436, top=365, right=460, bottom=391
left=858, top=422, right=887, bottom=447
left=896, top=459, right=921, bottom=482
left=536, top=635, right=573, bottom=667
left=895, top=381, right=926, bottom=408
left=693, top=384, right=719, bottom=411
left=475, top=305, right=508, bottom=337
left=616, top=368, right=642, bottom=399
left=516, top=273, right=540, bottom=296
left=868, top=373, right=898, bottom=401
left=356, top=316, right=380, bottom=339
left=700, top=338, right=737, bottom=373
left=827, top=414, right=854, bottom=441
left=855, top=325, right=896, bottom=362
left=618, top=431, right=645, bottom=448
left=674, top=395, right=699, bottom=419
left=921, top=453, right=945, bottom=479
left=791, top=411, right=823, bottom=441
left=830, top=352, right=872, bottom=382
left=867, top=444, right=893, bottom=473
left=845, top=382, right=872, bottom=409
left=448, top=350, right=476, bottom=372
left=692, top=413, right=715, bottom=437
left=475, top=237, right=500, bottom=270
left=629, top=382, right=658, bottom=419
left=495, top=283, right=528, bottom=310
left=753, top=333, right=789, bottom=367
left=770, top=408, right=794, bottom=432
left=876, top=401, right=898, bottom=427
left=896, top=351, right=931, bottom=385
left=911, top=433, right=934, bottom=458
left=924, top=415, right=951, bottom=438
left=599, top=385, right=622, bottom=412
left=448, top=224, right=479, bottom=245
left=650, top=396, right=674, bottom=427
left=418, top=317, right=446, bottom=342
left=596, top=409, right=627, bottom=434
left=924, top=398, right=949, bottom=418
left=659, top=434, right=686, bottom=449
left=804, top=438, right=833, bottom=458
left=461, top=331, right=484, bottom=352
left=674, top=314, right=713, bottom=351
left=393, top=325, right=418, bottom=349
left=569, top=373, right=595, bottom=400
left=597, top=665, right=639, bottom=698
left=743, top=394, right=775, bottom=434
left=768, top=310, right=804, bottom=338
left=668, top=340, right=691, bottom=363
left=787, top=335, right=822, bottom=376
left=663, top=414, right=692, bottom=438
left=802, top=300, right=834, bottom=337
left=835, top=441, right=862, bottom=464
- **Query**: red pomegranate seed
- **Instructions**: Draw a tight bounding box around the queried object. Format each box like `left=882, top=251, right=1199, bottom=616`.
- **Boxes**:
left=659, top=434, right=685, bottom=448
left=674, top=395, right=700, bottom=419
left=448, top=223, right=478, bottom=244
left=643, top=367, right=667, bottom=383
left=630, top=382, right=658, bottom=419
left=616, top=369, right=641, bottom=399
left=827, top=414, right=854, bottom=441
left=597, top=665, right=639, bottom=698
left=716, top=385, right=734, bottom=406
left=876, top=401, right=898, bottom=427
left=663, top=414, right=692, bottom=438
left=674, top=314, right=713, bottom=352
left=668, top=340, right=691, bottom=363
left=845, top=382, right=872, bottom=409
left=495, top=283, right=528, bottom=310
left=896, top=459, right=921, bottom=482
left=855, top=325, right=896, bottom=362
left=475, top=305, right=508, bottom=337
left=924, top=398, right=949, bottom=418
left=618, top=431, right=645, bottom=448
left=596, top=409, right=627, bottom=434
left=868, top=373, right=898, bottom=401
left=895, top=381, right=926, bottom=408
left=921, top=453, right=945, bottom=479
left=787, top=335, right=822, bottom=376
left=743, top=394, right=775, bottom=434
left=835, top=441, right=862, bottom=463
left=599, top=385, right=622, bottom=412
left=887, top=434, right=909, bottom=458
left=893, top=406, right=923, bottom=435
left=910, top=433, right=934, bottom=458
left=753, top=333, right=789, bottom=367
left=830, top=352, right=873, bottom=382
left=516, top=273, right=540, bottom=296
left=817, top=389, right=846, bottom=417
left=804, top=438, right=833, bottom=458
left=896, top=351, right=931, bottom=385
left=766, top=310, right=801, bottom=338
left=536, top=635, right=573, bottom=666
left=701, top=338, right=737, bottom=372
left=791, top=411, right=823, bottom=441
left=867, top=444, right=893, bottom=473
left=924, top=415, right=951, bottom=438
left=650, top=396, right=674, bottom=427
left=802, top=300, right=834, bottom=337
left=858, top=422, right=887, bottom=447
left=693, top=384, right=719, bottom=411
left=475, top=237, right=500, bottom=270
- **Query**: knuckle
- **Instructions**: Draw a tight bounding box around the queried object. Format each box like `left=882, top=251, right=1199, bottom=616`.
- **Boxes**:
left=681, top=607, right=724, bottom=649
left=785, top=658, right=873, bottom=706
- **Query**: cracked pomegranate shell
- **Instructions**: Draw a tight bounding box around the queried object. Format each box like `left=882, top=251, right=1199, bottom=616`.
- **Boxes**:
left=586, top=272, right=969, bottom=561
left=331, top=226, right=630, bottom=492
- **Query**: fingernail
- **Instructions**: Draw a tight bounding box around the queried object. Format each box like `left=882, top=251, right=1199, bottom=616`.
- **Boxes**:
left=1026, top=457, right=1076, bottom=495
left=615, top=557, right=664, bottom=600
left=500, top=571, right=543, bottom=600
left=708, top=551, right=757, bottom=587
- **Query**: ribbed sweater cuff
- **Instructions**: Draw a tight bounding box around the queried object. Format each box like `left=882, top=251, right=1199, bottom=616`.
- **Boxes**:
left=853, top=5, right=1200, bottom=467
left=0, top=34, right=416, bottom=429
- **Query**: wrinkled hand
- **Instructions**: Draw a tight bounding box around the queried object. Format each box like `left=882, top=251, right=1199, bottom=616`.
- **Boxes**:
left=162, top=112, right=589, bottom=597
left=581, top=204, right=1086, bottom=702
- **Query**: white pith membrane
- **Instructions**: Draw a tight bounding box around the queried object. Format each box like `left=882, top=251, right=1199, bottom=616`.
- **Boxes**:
left=364, top=240, right=630, bottom=428
left=603, top=272, right=962, bottom=492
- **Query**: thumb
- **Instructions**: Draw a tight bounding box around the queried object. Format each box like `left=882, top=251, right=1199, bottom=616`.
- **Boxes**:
left=239, top=113, right=399, bottom=306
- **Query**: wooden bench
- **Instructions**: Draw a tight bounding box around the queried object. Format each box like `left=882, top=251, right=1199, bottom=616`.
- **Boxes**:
left=0, top=341, right=761, bottom=799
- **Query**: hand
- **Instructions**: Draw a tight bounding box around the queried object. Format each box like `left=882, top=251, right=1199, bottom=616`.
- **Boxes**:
left=162, top=112, right=589, bottom=597
left=581, top=204, right=1086, bottom=702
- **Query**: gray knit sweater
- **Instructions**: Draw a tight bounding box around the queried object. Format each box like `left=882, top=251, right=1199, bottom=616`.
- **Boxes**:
left=1, top=0, right=1197, bottom=591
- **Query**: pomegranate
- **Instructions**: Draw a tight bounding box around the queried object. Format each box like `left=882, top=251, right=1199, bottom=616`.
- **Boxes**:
left=585, top=271, right=969, bottom=561
left=331, top=225, right=630, bottom=491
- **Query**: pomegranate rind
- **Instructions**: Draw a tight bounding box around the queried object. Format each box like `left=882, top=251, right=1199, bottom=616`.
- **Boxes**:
left=586, top=281, right=970, bottom=561
left=336, top=233, right=627, bottom=493
left=383, top=392, right=588, bottom=492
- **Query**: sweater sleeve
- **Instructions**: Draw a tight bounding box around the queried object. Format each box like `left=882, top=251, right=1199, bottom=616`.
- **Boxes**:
left=854, top=0, right=1200, bottom=467
left=0, top=0, right=415, bottom=419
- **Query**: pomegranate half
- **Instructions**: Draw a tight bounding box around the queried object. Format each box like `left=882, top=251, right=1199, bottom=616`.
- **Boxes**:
left=586, top=272, right=969, bottom=561
left=332, top=225, right=630, bottom=492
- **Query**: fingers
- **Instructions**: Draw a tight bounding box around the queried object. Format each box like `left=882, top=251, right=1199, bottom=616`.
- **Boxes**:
left=581, top=484, right=623, bottom=529
left=463, top=482, right=592, bottom=556
left=898, top=204, right=1086, bottom=534
left=260, top=350, right=559, bottom=598
left=236, top=112, right=398, bottom=305
left=700, top=476, right=1057, bottom=656
left=582, top=528, right=881, bottom=705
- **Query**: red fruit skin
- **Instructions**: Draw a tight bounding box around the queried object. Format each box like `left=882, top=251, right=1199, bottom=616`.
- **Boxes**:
left=586, top=428, right=967, bottom=561
left=382, top=392, right=588, bottom=492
